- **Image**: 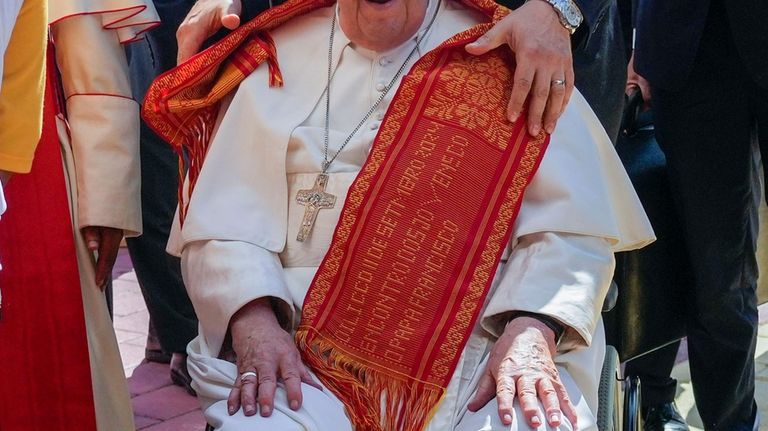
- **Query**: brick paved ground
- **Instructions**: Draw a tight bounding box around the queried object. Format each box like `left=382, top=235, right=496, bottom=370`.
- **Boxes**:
left=112, top=249, right=768, bottom=430
left=113, top=251, right=206, bottom=431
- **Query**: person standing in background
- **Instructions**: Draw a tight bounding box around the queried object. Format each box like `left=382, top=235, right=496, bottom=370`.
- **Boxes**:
left=0, top=1, right=159, bottom=429
left=629, top=0, right=768, bottom=429
left=0, top=0, right=46, bottom=325
left=618, top=0, right=689, bottom=428
left=126, top=1, right=201, bottom=392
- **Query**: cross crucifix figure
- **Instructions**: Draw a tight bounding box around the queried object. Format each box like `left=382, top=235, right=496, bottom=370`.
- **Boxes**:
left=295, top=173, right=337, bottom=242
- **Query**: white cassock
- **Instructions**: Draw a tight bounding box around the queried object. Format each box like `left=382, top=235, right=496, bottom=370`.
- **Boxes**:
left=169, top=1, right=655, bottom=430
left=49, top=1, right=158, bottom=429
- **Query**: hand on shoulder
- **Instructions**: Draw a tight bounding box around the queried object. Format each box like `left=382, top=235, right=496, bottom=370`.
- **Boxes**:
left=466, top=0, right=574, bottom=136
left=176, top=0, right=243, bottom=64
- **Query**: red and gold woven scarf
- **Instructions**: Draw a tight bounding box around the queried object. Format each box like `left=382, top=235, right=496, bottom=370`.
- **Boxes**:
left=142, top=1, right=549, bottom=430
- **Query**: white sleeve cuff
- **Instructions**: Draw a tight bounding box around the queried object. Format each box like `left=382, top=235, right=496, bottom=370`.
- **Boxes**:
left=481, top=232, right=615, bottom=350
left=181, top=240, right=293, bottom=355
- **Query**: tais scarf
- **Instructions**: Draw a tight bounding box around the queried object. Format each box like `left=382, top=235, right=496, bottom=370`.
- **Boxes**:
left=143, top=1, right=550, bottom=429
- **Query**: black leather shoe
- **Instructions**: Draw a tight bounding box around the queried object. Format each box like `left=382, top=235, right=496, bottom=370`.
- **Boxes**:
left=170, top=352, right=197, bottom=397
left=643, top=402, right=689, bottom=431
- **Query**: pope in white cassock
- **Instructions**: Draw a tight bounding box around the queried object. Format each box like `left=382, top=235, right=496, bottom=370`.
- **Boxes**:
left=149, top=0, right=655, bottom=430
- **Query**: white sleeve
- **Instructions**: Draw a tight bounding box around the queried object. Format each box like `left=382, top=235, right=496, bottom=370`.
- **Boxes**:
left=476, top=91, right=655, bottom=350
left=181, top=240, right=294, bottom=355
left=51, top=13, right=142, bottom=236
left=481, top=232, right=615, bottom=350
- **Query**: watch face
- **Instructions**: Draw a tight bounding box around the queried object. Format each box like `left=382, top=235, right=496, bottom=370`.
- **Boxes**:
left=564, top=1, right=583, bottom=27
left=554, top=0, right=583, bottom=28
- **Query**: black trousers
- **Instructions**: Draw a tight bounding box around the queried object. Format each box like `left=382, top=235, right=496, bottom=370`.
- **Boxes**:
left=649, top=2, right=765, bottom=429
left=624, top=341, right=681, bottom=409
left=125, top=0, right=199, bottom=354
left=124, top=120, right=198, bottom=353
left=571, top=0, right=626, bottom=143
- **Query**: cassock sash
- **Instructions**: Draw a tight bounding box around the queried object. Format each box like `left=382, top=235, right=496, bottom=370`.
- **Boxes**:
left=0, top=46, right=97, bottom=431
left=142, top=1, right=548, bottom=429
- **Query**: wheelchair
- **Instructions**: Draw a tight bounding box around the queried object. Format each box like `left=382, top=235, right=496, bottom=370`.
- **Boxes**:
left=597, top=347, right=642, bottom=431
left=596, top=282, right=645, bottom=431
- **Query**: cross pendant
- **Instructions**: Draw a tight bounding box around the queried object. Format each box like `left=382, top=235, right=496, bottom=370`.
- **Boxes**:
left=295, top=173, right=337, bottom=242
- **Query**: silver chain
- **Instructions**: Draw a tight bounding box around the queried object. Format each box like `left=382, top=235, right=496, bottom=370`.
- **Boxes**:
left=321, top=2, right=441, bottom=173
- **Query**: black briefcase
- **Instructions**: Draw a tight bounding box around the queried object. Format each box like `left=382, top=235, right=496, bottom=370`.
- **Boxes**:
left=602, top=90, right=691, bottom=362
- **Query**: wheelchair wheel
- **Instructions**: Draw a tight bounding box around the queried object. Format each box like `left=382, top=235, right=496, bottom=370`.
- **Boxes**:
left=597, top=346, right=620, bottom=430
left=622, top=375, right=642, bottom=431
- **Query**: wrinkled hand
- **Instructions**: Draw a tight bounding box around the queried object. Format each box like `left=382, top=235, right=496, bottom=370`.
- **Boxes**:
left=468, top=316, right=578, bottom=429
left=465, top=0, right=573, bottom=136
left=81, top=226, right=123, bottom=289
left=626, top=51, right=651, bottom=106
left=227, top=298, right=321, bottom=417
left=177, top=0, right=243, bottom=64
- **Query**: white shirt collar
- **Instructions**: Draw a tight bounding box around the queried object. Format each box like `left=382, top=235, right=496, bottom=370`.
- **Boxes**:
left=334, top=0, right=440, bottom=59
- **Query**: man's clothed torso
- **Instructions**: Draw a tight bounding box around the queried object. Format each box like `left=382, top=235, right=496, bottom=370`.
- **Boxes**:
left=167, top=2, right=655, bottom=430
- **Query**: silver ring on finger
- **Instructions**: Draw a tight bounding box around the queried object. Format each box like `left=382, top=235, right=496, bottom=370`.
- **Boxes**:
left=240, top=371, right=257, bottom=382
left=551, top=79, right=566, bottom=87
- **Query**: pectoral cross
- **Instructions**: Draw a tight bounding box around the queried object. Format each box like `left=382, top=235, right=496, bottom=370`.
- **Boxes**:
left=295, top=173, right=337, bottom=242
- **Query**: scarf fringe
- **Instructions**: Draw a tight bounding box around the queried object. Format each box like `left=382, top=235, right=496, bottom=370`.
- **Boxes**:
left=296, top=328, right=445, bottom=431
left=164, top=32, right=282, bottom=225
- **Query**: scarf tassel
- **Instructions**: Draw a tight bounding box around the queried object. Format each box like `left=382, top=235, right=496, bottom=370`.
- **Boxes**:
left=174, top=32, right=282, bottom=224
left=296, top=327, right=446, bottom=431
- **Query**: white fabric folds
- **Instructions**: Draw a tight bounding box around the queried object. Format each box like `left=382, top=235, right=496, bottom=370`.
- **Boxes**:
left=49, top=0, right=158, bottom=42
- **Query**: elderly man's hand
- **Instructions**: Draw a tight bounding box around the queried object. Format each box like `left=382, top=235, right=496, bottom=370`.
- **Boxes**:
left=466, top=0, right=574, bottom=136
left=228, top=298, right=321, bottom=417
left=467, top=316, right=578, bottom=429
left=177, top=0, right=243, bottom=64
left=81, top=226, right=123, bottom=289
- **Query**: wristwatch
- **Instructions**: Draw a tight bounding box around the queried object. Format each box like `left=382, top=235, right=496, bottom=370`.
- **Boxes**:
left=540, top=0, right=584, bottom=34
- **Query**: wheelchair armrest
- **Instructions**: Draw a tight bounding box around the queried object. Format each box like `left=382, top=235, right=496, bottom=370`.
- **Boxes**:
left=602, top=281, right=619, bottom=313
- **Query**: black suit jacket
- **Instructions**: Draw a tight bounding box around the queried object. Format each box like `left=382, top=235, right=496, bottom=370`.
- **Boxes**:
left=499, top=0, right=627, bottom=141
left=498, top=0, right=612, bottom=51
left=634, top=0, right=768, bottom=91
